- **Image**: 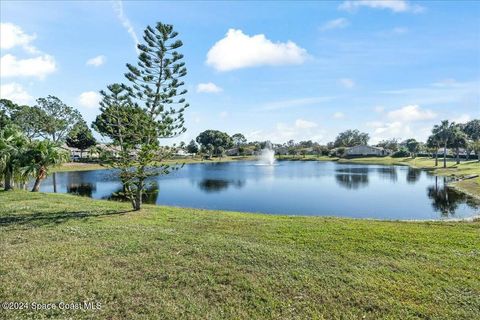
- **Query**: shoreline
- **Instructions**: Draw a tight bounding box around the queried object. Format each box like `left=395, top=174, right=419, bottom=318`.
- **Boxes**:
left=53, top=156, right=480, bottom=200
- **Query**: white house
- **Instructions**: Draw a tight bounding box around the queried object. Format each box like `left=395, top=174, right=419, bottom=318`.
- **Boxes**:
left=345, top=145, right=389, bottom=157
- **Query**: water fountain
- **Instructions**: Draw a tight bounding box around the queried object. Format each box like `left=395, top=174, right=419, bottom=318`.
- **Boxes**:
left=257, top=142, right=276, bottom=166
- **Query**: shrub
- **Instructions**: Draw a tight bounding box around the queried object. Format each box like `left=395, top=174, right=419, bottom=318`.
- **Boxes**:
left=391, top=148, right=410, bottom=158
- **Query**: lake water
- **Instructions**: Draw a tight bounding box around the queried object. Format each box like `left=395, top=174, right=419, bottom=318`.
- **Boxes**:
left=37, top=161, right=480, bottom=220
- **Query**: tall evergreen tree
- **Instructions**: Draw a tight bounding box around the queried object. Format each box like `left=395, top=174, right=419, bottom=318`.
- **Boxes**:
left=94, top=22, right=188, bottom=211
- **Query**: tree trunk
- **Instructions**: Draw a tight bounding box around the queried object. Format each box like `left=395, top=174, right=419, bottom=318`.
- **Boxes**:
left=4, top=168, right=12, bottom=191
left=31, top=176, right=42, bottom=192
left=80, top=149, right=83, bottom=159
left=435, top=151, right=438, bottom=167
left=443, top=144, right=447, bottom=168
left=456, top=148, right=460, bottom=164
left=133, top=187, right=142, bottom=211
left=52, top=172, right=57, bottom=193
left=31, top=167, right=46, bottom=192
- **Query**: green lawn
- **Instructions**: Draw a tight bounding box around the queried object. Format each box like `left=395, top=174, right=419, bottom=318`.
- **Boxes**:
left=1, top=191, right=479, bottom=319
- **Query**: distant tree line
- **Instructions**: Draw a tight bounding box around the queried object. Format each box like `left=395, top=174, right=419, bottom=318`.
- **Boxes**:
left=0, top=97, right=96, bottom=191
left=179, top=120, right=479, bottom=167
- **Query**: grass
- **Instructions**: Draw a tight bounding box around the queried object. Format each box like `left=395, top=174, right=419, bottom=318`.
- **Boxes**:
left=1, top=191, right=479, bottom=319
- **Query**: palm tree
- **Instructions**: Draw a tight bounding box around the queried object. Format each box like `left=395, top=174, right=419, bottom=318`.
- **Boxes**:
left=449, top=125, right=467, bottom=164
left=0, top=125, right=28, bottom=190
left=23, top=140, right=69, bottom=192
left=432, top=120, right=455, bottom=168
left=426, top=135, right=440, bottom=166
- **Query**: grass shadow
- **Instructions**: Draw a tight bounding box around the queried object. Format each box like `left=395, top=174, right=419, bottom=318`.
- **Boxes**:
left=0, top=209, right=132, bottom=229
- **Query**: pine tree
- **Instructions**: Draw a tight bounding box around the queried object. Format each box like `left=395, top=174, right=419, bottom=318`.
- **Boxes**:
left=94, top=22, right=189, bottom=211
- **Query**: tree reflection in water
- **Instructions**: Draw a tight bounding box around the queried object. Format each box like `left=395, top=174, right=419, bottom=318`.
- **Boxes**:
left=376, top=166, right=398, bottom=182
left=197, top=179, right=246, bottom=193
left=104, top=181, right=159, bottom=204
left=406, top=167, right=422, bottom=184
left=335, top=167, right=369, bottom=190
left=67, top=183, right=96, bottom=197
left=427, top=176, right=480, bottom=217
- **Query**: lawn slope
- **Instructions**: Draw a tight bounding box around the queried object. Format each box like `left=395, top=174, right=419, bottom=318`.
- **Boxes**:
left=1, top=191, right=479, bottom=319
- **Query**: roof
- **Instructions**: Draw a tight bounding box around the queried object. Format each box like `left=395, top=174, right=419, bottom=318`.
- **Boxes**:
left=346, top=145, right=384, bottom=151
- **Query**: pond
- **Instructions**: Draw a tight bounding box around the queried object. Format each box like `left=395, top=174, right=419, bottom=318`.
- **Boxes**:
left=36, top=161, right=479, bottom=220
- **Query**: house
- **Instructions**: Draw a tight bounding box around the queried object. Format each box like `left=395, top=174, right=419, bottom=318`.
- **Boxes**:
left=345, top=145, right=389, bottom=157
left=274, top=146, right=289, bottom=155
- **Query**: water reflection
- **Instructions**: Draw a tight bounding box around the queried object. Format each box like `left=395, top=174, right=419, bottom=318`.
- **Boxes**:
left=406, top=167, right=422, bottom=184
left=426, top=177, right=480, bottom=217
left=335, top=167, right=369, bottom=190
left=33, top=161, right=480, bottom=219
left=197, top=179, right=246, bottom=193
left=67, top=183, right=96, bottom=197
left=376, top=167, right=398, bottom=182
left=103, top=181, right=159, bottom=204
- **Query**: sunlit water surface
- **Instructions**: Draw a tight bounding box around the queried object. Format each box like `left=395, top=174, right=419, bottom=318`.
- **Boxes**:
left=36, top=161, right=480, bottom=220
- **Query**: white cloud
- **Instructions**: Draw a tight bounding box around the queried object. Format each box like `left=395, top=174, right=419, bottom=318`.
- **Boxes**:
left=86, top=55, right=106, bottom=67
left=206, top=29, right=308, bottom=71
left=261, top=96, right=334, bottom=111
left=295, top=118, right=317, bottom=129
left=0, top=82, right=33, bottom=104
left=333, top=112, right=345, bottom=119
left=0, top=22, right=38, bottom=53
left=452, top=114, right=471, bottom=124
left=196, top=82, right=222, bottom=93
left=0, top=23, right=57, bottom=80
left=1, top=54, right=56, bottom=79
left=374, top=106, right=385, bottom=113
left=368, top=104, right=438, bottom=143
left=112, top=1, right=139, bottom=54
left=387, top=104, right=436, bottom=122
left=319, top=18, right=350, bottom=31
left=369, top=121, right=413, bottom=143
left=78, top=91, right=101, bottom=109
left=339, top=0, right=424, bottom=13
left=339, top=78, right=355, bottom=89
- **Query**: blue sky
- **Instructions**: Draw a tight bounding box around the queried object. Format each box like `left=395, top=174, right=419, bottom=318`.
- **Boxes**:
left=1, top=0, right=479, bottom=144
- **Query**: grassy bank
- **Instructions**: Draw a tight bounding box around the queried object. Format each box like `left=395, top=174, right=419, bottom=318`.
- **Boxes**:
left=1, top=191, right=479, bottom=319
left=52, top=156, right=256, bottom=172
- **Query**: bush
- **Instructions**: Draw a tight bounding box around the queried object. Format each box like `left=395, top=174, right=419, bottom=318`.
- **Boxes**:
left=391, top=148, right=410, bottom=158
left=329, top=147, right=346, bottom=157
